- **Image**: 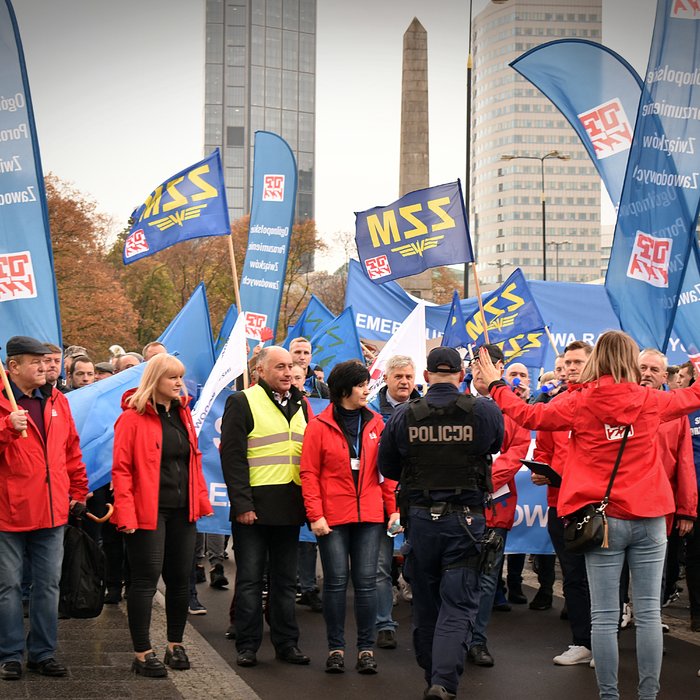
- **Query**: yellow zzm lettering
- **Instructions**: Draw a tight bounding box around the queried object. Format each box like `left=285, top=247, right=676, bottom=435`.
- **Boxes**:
left=368, top=210, right=401, bottom=248
left=465, top=314, right=485, bottom=341
left=500, top=283, right=525, bottom=312
left=162, top=176, right=188, bottom=213
left=140, top=185, right=164, bottom=221
left=399, top=203, right=429, bottom=240
left=427, top=197, right=456, bottom=231
left=188, top=165, right=218, bottom=201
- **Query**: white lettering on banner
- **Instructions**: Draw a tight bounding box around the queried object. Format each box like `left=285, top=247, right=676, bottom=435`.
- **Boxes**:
left=0, top=185, right=36, bottom=205
left=249, top=224, right=289, bottom=238
left=248, top=242, right=286, bottom=254
left=0, top=250, right=37, bottom=301
left=626, top=231, right=672, bottom=288
left=209, top=482, right=230, bottom=508
left=0, top=123, right=28, bottom=141
left=355, top=312, right=442, bottom=340
left=578, top=98, right=633, bottom=159
left=642, top=133, right=696, bottom=155
left=0, top=155, right=22, bottom=173
left=241, top=275, right=280, bottom=290
left=512, top=504, right=548, bottom=528
left=213, top=416, right=223, bottom=450
left=0, top=93, right=26, bottom=113
left=248, top=259, right=280, bottom=272
left=632, top=165, right=699, bottom=190
left=617, top=187, right=677, bottom=218
left=670, top=1, right=700, bottom=21
left=641, top=100, right=700, bottom=120
left=677, top=283, right=700, bottom=306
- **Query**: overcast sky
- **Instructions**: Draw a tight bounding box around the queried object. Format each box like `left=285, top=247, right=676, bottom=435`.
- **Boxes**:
left=11, top=0, right=656, bottom=270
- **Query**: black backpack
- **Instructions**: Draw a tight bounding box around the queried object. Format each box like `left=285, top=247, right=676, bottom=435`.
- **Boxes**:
left=58, top=522, right=106, bottom=619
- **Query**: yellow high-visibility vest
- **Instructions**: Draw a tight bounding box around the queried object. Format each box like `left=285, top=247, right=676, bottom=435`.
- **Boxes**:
left=244, top=384, right=306, bottom=487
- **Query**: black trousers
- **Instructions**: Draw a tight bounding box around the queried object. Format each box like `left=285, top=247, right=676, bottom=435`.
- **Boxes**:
left=125, top=508, right=196, bottom=652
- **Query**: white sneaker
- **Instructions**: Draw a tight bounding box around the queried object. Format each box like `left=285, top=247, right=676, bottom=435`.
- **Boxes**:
left=620, top=602, right=633, bottom=629
left=398, top=574, right=412, bottom=602
left=589, top=658, right=595, bottom=668
left=553, top=645, right=593, bottom=666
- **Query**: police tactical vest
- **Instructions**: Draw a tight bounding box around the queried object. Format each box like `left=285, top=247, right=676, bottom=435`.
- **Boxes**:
left=403, top=394, right=492, bottom=493
left=244, top=384, right=306, bottom=487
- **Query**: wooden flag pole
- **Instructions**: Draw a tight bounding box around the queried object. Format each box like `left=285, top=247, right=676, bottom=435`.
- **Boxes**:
left=545, top=326, right=560, bottom=357
left=227, top=232, right=249, bottom=389
left=0, top=361, right=27, bottom=438
left=470, top=262, right=490, bottom=343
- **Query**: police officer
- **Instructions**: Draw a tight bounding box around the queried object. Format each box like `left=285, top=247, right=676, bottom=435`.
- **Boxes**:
left=378, top=347, right=504, bottom=700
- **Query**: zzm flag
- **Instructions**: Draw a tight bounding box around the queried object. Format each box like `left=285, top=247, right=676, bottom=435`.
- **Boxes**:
left=354, top=181, right=473, bottom=284
left=123, top=150, right=230, bottom=264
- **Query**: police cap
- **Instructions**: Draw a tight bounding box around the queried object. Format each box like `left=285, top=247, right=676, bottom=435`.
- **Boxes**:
left=427, top=347, right=463, bottom=373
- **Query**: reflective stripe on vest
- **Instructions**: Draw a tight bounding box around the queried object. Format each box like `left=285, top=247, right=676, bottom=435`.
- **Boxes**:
left=244, top=384, right=306, bottom=487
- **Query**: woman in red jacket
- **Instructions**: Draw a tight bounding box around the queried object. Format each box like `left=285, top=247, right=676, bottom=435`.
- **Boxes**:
left=478, top=331, right=700, bottom=700
left=300, top=360, right=398, bottom=676
left=112, top=354, right=212, bottom=678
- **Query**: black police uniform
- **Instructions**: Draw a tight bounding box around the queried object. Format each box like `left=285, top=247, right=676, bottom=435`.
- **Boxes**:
left=378, top=381, right=503, bottom=695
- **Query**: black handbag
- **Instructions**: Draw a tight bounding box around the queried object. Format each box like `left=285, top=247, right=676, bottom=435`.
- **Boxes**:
left=564, top=426, right=630, bottom=554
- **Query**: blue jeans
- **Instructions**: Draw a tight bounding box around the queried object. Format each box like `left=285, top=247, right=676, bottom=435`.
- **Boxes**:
left=232, top=523, right=300, bottom=653
left=585, top=516, right=667, bottom=700
left=376, top=531, right=398, bottom=632
left=0, top=526, right=65, bottom=663
left=297, top=541, right=318, bottom=593
left=317, top=522, right=382, bottom=651
left=406, top=507, right=485, bottom=694
left=471, top=527, right=507, bottom=647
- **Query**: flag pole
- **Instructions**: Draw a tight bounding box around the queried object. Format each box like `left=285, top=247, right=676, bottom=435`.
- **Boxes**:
left=470, top=263, right=490, bottom=343
left=227, top=232, right=249, bottom=389
left=545, top=326, right=559, bottom=356
left=0, top=361, right=27, bottom=438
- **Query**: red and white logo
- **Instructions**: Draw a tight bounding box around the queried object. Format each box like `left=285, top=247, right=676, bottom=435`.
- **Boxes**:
left=672, top=0, right=700, bottom=19
left=365, top=255, right=392, bottom=280
left=604, top=424, right=634, bottom=441
left=578, top=98, right=633, bottom=159
left=262, top=175, right=285, bottom=202
left=124, top=229, right=150, bottom=259
left=0, top=250, right=37, bottom=302
left=244, top=312, right=268, bottom=340
left=689, top=353, right=700, bottom=375
left=627, top=232, right=672, bottom=288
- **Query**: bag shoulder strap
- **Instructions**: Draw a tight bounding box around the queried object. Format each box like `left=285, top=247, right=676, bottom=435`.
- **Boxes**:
left=601, top=425, right=631, bottom=506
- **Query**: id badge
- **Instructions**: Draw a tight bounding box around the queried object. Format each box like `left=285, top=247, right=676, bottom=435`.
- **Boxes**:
left=350, top=457, right=360, bottom=471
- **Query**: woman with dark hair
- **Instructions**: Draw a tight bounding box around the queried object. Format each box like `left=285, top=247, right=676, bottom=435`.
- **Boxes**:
left=112, top=354, right=213, bottom=678
left=300, top=360, right=398, bottom=675
left=477, top=331, right=700, bottom=700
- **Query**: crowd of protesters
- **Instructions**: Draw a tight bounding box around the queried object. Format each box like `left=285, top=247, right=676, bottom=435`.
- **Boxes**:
left=1, top=331, right=699, bottom=700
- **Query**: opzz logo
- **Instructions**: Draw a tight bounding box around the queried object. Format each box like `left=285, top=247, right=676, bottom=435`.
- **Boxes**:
left=626, top=231, right=672, bottom=288
left=263, top=175, right=285, bottom=202
left=244, top=312, right=268, bottom=340
left=604, top=424, right=634, bottom=441
left=0, top=250, right=37, bottom=302
left=578, top=98, right=633, bottom=159
left=365, top=254, right=391, bottom=280
left=124, top=229, right=150, bottom=259
left=672, top=0, right=700, bottom=19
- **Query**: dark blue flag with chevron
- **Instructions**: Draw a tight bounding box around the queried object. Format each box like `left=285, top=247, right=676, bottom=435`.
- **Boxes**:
left=308, top=306, right=364, bottom=375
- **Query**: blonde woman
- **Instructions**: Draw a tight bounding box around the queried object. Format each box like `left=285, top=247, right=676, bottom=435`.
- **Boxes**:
left=112, top=354, right=212, bottom=677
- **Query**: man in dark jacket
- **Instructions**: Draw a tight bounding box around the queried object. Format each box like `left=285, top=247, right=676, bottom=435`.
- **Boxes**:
left=220, top=346, right=310, bottom=668
left=289, top=337, right=329, bottom=398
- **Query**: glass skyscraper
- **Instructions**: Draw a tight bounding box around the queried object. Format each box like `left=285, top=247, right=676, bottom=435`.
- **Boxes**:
left=205, top=0, right=316, bottom=223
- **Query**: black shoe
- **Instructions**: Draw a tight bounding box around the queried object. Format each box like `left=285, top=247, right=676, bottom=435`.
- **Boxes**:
left=195, top=565, right=206, bottom=584
left=131, top=652, right=167, bottom=678
left=164, top=645, right=190, bottom=670
left=468, top=644, right=495, bottom=667
left=325, top=651, right=345, bottom=673
left=237, top=650, right=257, bottom=667
left=377, top=629, right=397, bottom=649
left=560, top=605, right=569, bottom=620
left=507, top=586, right=528, bottom=605
left=424, top=685, right=456, bottom=700
left=356, top=651, right=377, bottom=674
left=276, top=646, right=310, bottom=665
left=691, top=616, right=700, bottom=632
left=492, top=600, right=511, bottom=612
left=209, top=564, right=229, bottom=589
left=27, top=658, right=67, bottom=677
left=297, top=589, right=323, bottom=612
left=225, top=624, right=236, bottom=640
left=0, top=661, right=22, bottom=681
left=104, top=587, right=122, bottom=604
left=529, top=590, right=553, bottom=611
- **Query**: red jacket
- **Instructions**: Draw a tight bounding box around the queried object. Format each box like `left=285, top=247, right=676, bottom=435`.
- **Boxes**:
left=490, top=377, right=700, bottom=520
left=112, top=390, right=213, bottom=530
left=0, top=386, right=88, bottom=531
left=487, top=415, right=531, bottom=529
left=300, top=404, right=397, bottom=527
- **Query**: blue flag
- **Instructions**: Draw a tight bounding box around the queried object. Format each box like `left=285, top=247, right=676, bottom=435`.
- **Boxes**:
left=606, top=0, right=700, bottom=350
left=123, top=150, right=230, bottom=264
left=239, top=131, right=297, bottom=341
left=282, top=294, right=334, bottom=349
left=354, top=181, right=473, bottom=284
left=309, top=306, right=364, bottom=375
left=0, top=0, right=62, bottom=346
left=68, top=284, right=217, bottom=490
left=214, top=304, right=238, bottom=357
left=441, top=291, right=470, bottom=349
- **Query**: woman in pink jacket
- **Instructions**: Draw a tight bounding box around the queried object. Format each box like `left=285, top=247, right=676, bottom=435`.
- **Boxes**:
left=112, top=354, right=212, bottom=678
left=478, top=331, right=700, bottom=700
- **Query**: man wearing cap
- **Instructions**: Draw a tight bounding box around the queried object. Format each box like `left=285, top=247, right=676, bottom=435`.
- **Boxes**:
left=94, top=362, right=115, bottom=381
left=0, top=336, right=89, bottom=680
left=378, top=347, right=504, bottom=700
